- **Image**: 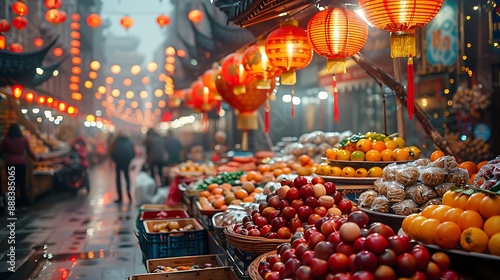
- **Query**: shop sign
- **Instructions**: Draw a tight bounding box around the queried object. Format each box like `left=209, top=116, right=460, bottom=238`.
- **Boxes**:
left=425, top=0, right=458, bottom=68
left=474, top=123, right=491, bottom=142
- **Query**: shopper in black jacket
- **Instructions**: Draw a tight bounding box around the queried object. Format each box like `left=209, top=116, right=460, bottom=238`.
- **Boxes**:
left=110, top=130, right=135, bottom=203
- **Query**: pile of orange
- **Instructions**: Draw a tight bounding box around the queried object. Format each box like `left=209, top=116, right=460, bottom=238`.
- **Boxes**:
left=325, top=138, right=420, bottom=162
left=241, top=156, right=318, bottom=181
left=198, top=182, right=263, bottom=210
left=403, top=190, right=500, bottom=255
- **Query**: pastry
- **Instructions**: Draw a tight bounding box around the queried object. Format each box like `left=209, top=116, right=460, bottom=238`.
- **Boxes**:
left=419, top=167, right=446, bottom=186
left=386, top=181, right=406, bottom=203
left=413, top=158, right=431, bottom=167
left=420, top=198, right=442, bottom=209
left=383, top=163, right=402, bottom=181
left=411, top=184, right=438, bottom=205
left=370, top=195, right=390, bottom=213
left=374, top=178, right=388, bottom=196
left=445, top=168, right=469, bottom=187
left=358, top=190, right=379, bottom=208
left=395, top=166, right=419, bottom=186
left=430, top=155, right=457, bottom=171
left=392, top=199, right=420, bottom=216
left=434, top=182, right=455, bottom=197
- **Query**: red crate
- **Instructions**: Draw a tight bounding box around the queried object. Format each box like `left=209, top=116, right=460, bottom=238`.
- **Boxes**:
left=140, top=210, right=189, bottom=221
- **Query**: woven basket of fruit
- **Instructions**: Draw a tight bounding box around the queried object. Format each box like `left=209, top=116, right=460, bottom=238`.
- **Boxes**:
left=248, top=251, right=276, bottom=280
left=224, top=226, right=290, bottom=254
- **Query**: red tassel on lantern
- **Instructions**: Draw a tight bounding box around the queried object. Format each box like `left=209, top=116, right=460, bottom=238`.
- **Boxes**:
left=332, top=75, right=339, bottom=123
left=291, top=86, right=295, bottom=118
left=264, top=98, right=270, bottom=133
left=407, top=56, right=414, bottom=120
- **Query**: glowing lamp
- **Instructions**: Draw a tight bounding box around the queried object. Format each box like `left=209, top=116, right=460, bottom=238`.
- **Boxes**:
left=71, top=14, right=80, bottom=21
left=156, top=14, right=170, bottom=27
left=58, top=102, right=67, bottom=112
left=12, top=84, right=24, bottom=98
left=88, top=71, right=98, bottom=79
left=71, top=57, right=82, bottom=65
left=71, top=92, right=82, bottom=101
left=0, top=19, right=11, bottom=32
left=25, top=92, right=35, bottom=103
left=67, top=106, right=77, bottom=115
left=37, top=96, right=46, bottom=105
left=220, top=53, right=255, bottom=94
left=120, top=16, right=134, bottom=30
left=69, top=83, right=79, bottom=91
left=70, top=22, right=80, bottom=30
left=188, top=10, right=203, bottom=23
left=45, top=9, right=66, bottom=24
left=53, top=47, right=63, bottom=56
left=90, top=61, right=101, bottom=71
left=202, top=69, right=218, bottom=92
left=71, top=67, right=81, bottom=75
left=33, top=38, right=44, bottom=47
left=12, top=16, right=28, bottom=29
left=70, top=31, right=80, bottom=39
left=0, top=35, right=5, bottom=50
left=8, top=43, right=23, bottom=53
left=110, top=65, right=121, bottom=74
left=12, top=2, right=28, bottom=16
left=44, top=0, right=62, bottom=9
left=70, top=76, right=80, bottom=83
left=70, top=40, right=81, bottom=48
left=47, top=97, right=54, bottom=105
left=86, top=13, right=102, bottom=28
left=70, top=47, right=80, bottom=55
left=242, top=41, right=282, bottom=87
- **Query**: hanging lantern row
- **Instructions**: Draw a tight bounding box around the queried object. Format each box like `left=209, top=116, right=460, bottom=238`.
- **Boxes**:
left=12, top=2, right=29, bottom=16
left=10, top=84, right=79, bottom=115
left=45, top=9, right=67, bottom=24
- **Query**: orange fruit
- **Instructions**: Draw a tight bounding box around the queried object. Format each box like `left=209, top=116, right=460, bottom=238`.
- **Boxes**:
left=402, top=214, right=421, bottom=235
left=421, top=205, right=440, bottom=218
left=344, top=142, right=357, bottom=153
left=200, top=190, right=211, bottom=198
left=408, top=215, right=428, bottom=240
left=479, top=195, right=500, bottom=219
left=469, top=173, right=477, bottom=184
left=342, top=166, right=356, bottom=177
left=430, top=205, right=453, bottom=222
left=258, top=164, right=271, bottom=173
left=380, top=149, right=395, bottom=161
left=207, top=183, right=220, bottom=192
left=243, top=196, right=255, bottom=203
left=253, top=172, right=263, bottom=182
left=385, top=140, right=398, bottom=151
left=465, top=192, right=486, bottom=212
left=221, top=183, right=232, bottom=190
left=457, top=210, right=484, bottom=231
left=418, top=218, right=441, bottom=244
left=326, top=148, right=338, bottom=160
left=212, top=188, right=223, bottom=195
left=460, top=227, right=489, bottom=253
left=365, top=150, right=382, bottom=161
left=430, top=150, right=445, bottom=162
left=483, top=215, right=500, bottom=237
left=433, top=221, right=461, bottom=250
left=371, top=141, right=386, bottom=152
left=273, top=169, right=283, bottom=177
left=213, top=198, right=226, bottom=209
left=431, top=252, right=450, bottom=271
left=451, top=193, right=468, bottom=210
left=393, top=148, right=410, bottom=161
left=488, top=233, right=500, bottom=256
left=299, top=154, right=312, bottom=166
left=234, top=189, right=249, bottom=199
left=282, top=167, right=292, bottom=174
left=356, top=139, right=373, bottom=153
left=220, top=205, right=228, bottom=211
left=477, top=160, right=488, bottom=171
left=354, top=168, right=368, bottom=177
left=336, top=149, right=352, bottom=160
left=442, top=190, right=461, bottom=207
left=442, top=208, right=464, bottom=223
left=246, top=171, right=257, bottom=181
left=459, top=161, right=477, bottom=178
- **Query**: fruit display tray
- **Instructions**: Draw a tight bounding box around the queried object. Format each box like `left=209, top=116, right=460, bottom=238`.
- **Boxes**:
left=322, top=158, right=410, bottom=169
left=319, top=175, right=379, bottom=184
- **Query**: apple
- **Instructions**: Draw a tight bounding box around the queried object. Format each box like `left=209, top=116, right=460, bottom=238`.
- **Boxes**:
left=248, top=228, right=262, bottom=237
left=260, top=224, right=273, bottom=237
left=244, top=221, right=255, bottom=230
left=321, top=220, right=338, bottom=237
left=314, top=241, right=335, bottom=260
left=378, top=248, right=397, bottom=266
left=285, top=258, right=302, bottom=277
left=353, top=237, right=367, bottom=253
left=258, top=259, right=270, bottom=272
left=328, top=231, right=342, bottom=246
left=281, top=178, right=292, bottom=186
left=359, top=228, right=370, bottom=238
left=387, top=235, right=411, bottom=255
left=259, top=202, right=268, bottom=212
left=355, top=250, right=378, bottom=272
left=314, top=206, right=328, bottom=217
left=310, top=258, right=329, bottom=278
left=297, top=205, right=313, bottom=222
left=286, top=187, right=300, bottom=201
left=289, top=217, right=303, bottom=233
left=411, top=245, right=431, bottom=270
left=328, top=253, right=349, bottom=273
left=267, top=192, right=277, bottom=202
left=339, top=222, right=361, bottom=243
left=262, top=206, right=276, bottom=218
left=264, top=271, right=280, bottom=280
left=333, top=272, right=353, bottom=280
left=291, top=231, right=304, bottom=242
left=254, top=216, right=269, bottom=228
left=304, top=226, right=318, bottom=240
left=426, top=261, right=442, bottom=280
left=277, top=243, right=292, bottom=256
left=311, top=176, right=326, bottom=185
left=368, top=222, right=395, bottom=238
left=336, top=242, right=355, bottom=257
left=281, top=206, right=297, bottom=220
left=278, top=265, right=287, bottom=278
left=301, top=250, right=316, bottom=266
left=278, top=199, right=290, bottom=210
left=259, top=268, right=271, bottom=278
left=299, top=184, right=315, bottom=199
left=323, top=181, right=336, bottom=194
left=296, top=265, right=312, bottom=280
left=295, top=243, right=311, bottom=259
left=315, top=216, right=330, bottom=230
left=308, top=213, right=322, bottom=226
left=251, top=209, right=260, bottom=216
left=347, top=211, right=370, bottom=228
left=352, top=271, right=375, bottom=280
left=272, top=261, right=285, bottom=272
left=268, top=196, right=280, bottom=209
left=365, top=233, right=389, bottom=254
left=328, top=207, right=343, bottom=217
left=277, top=227, right=292, bottom=239
left=397, top=253, right=418, bottom=277
left=240, top=228, right=248, bottom=236
left=441, top=270, right=460, bottom=280
left=373, top=265, right=396, bottom=280
left=325, top=273, right=336, bottom=280
left=291, top=199, right=305, bottom=210
left=313, top=184, right=327, bottom=198
left=319, top=196, right=335, bottom=209
left=337, top=199, right=353, bottom=215
left=266, top=254, right=281, bottom=268
left=278, top=185, right=290, bottom=199
left=308, top=231, right=326, bottom=249
left=294, top=176, right=309, bottom=189
left=242, top=215, right=252, bottom=224
left=337, top=217, right=348, bottom=229
left=281, top=249, right=296, bottom=264
left=265, top=232, right=277, bottom=239
left=268, top=210, right=281, bottom=222
left=271, top=217, right=287, bottom=232
left=333, top=191, right=343, bottom=205
left=305, top=197, right=320, bottom=209
left=347, top=253, right=357, bottom=272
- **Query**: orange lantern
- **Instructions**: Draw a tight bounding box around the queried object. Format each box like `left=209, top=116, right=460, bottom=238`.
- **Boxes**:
left=69, top=83, right=79, bottom=91
left=0, top=19, right=11, bottom=32
left=70, top=40, right=81, bottom=48
left=86, top=13, right=102, bottom=28
left=156, top=14, right=170, bottom=28
left=33, top=38, right=44, bottom=47
left=307, top=7, right=368, bottom=123
left=70, top=31, right=80, bottom=39
left=72, top=66, right=82, bottom=75
left=70, top=22, right=80, bottom=30
left=37, top=96, right=46, bottom=105
left=25, top=92, right=35, bottom=103
left=0, top=35, right=5, bottom=50
left=70, top=76, right=80, bottom=83
left=53, top=47, right=63, bottom=56
left=8, top=43, right=23, bottom=53
left=188, top=10, right=203, bottom=23
left=47, top=97, right=54, bottom=105
left=12, top=16, right=28, bottom=29
left=120, top=16, right=134, bottom=30
left=45, top=9, right=66, bottom=24
left=190, top=80, right=219, bottom=113
left=202, top=69, right=218, bottom=92
left=67, top=106, right=77, bottom=115
left=12, top=2, right=28, bottom=16
left=71, top=13, right=80, bottom=21
left=70, top=47, right=80, bottom=55
left=44, top=0, right=62, bottom=9
left=52, top=100, right=59, bottom=109
left=216, top=72, right=276, bottom=150
left=220, top=53, right=255, bottom=94
left=71, top=57, right=82, bottom=65
left=12, top=84, right=24, bottom=99
left=71, top=92, right=82, bottom=100
left=58, top=102, right=67, bottom=112
left=358, top=0, right=444, bottom=119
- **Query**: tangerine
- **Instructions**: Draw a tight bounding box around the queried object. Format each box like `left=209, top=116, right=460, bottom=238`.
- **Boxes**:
left=207, top=183, right=219, bottom=192
left=408, top=215, right=428, bottom=240
left=299, top=154, right=312, bottom=165
left=393, top=137, right=406, bottom=148
left=380, top=149, right=395, bottom=161
left=430, top=205, right=453, bottom=222
left=258, top=164, right=271, bottom=173
left=342, top=166, right=356, bottom=177
left=365, top=150, right=382, bottom=161
left=234, top=189, right=249, bottom=199
left=213, top=198, right=226, bottom=209
left=460, top=227, right=489, bottom=253
left=431, top=252, right=450, bottom=271
left=273, top=169, right=283, bottom=177
left=430, top=150, right=445, bottom=162
left=331, top=166, right=343, bottom=177
left=371, top=141, right=386, bottom=152
left=355, top=168, right=368, bottom=177
left=479, top=195, right=500, bottom=219
left=465, top=192, right=486, bottom=212
left=243, top=196, right=255, bottom=203
left=282, top=167, right=292, bottom=174
left=402, top=214, right=421, bottom=235
left=418, top=218, right=441, bottom=244
left=459, top=161, right=477, bottom=178
left=457, top=210, right=484, bottom=231
left=200, top=190, right=211, bottom=198
left=356, top=139, right=373, bottom=153
left=476, top=160, right=489, bottom=171
left=393, top=148, right=410, bottom=161
left=326, top=148, right=338, bottom=160
left=421, top=204, right=440, bottom=218
left=451, top=193, right=468, bottom=210
left=385, top=140, right=398, bottom=151
left=212, top=188, right=223, bottom=195
left=344, top=142, right=357, bottom=153
left=367, top=166, right=383, bottom=177
left=483, top=215, right=500, bottom=237
left=442, top=208, right=464, bottom=223
left=442, top=190, right=461, bottom=207
left=488, top=233, right=500, bottom=256
left=433, top=221, right=461, bottom=250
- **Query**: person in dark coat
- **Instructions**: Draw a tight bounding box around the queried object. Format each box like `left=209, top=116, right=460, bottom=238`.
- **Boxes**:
left=110, top=130, right=136, bottom=203
left=0, top=123, right=38, bottom=207
left=143, top=128, right=167, bottom=187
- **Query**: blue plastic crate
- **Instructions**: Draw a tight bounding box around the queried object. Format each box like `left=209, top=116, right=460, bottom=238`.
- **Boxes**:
left=141, top=218, right=207, bottom=260
left=225, top=242, right=261, bottom=276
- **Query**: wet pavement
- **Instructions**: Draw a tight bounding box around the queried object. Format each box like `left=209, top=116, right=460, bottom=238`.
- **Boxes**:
left=0, top=158, right=147, bottom=280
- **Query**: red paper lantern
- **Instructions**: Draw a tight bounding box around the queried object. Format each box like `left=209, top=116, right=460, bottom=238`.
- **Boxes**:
left=156, top=14, right=170, bottom=28
left=242, top=41, right=282, bottom=87
left=44, top=0, right=62, bottom=9
left=12, top=16, right=28, bottom=29
left=120, top=16, right=134, bottom=30
left=202, top=69, right=218, bottom=92
left=12, top=2, right=28, bottom=16
left=86, top=13, right=101, bottom=28
left=0, top=35, right=5, bottom=50
left=37, top=96, right=46, bottom=105
left=8, top=43, right=23, bottom=53
left=220, top=53, right=255, bottom=94
left=71, top=13, right=80, bottom=21
left=189, top=80, right=220, bottom=113
left=45, top=9, right=66, bottom=24
left=33, top=38, right=44, bottom=47
left=25, top=92, right=35, bottom=103
left=58, top=102, right=67, bottom=112
left=265, top=20, right=313, bottom=85
left=70, top=22, right=80, bottom=30
left=67, top=106, right=77, bottom=115
left=53, top=47, right=63, bottom=56
left=188, top=10, right=203, bottom=23
left=12, top=84, right=23, bottom=99
left=0, top=19, right=11, bottom=33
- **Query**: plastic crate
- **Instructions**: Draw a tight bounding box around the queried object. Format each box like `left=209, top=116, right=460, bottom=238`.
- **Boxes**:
left=225, top=242, right=261, bottom=277
left=141, top=218, right=207, bottom=260
left=137, top=210, right=190, bottom=244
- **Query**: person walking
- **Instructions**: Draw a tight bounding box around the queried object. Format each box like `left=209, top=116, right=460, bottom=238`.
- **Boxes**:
left=0, top=123, right=38, bottom=208
left=110, top=130, right=136, bottom=203
left=144, top=128, right=167, bottom=187
left=165, top=130, right=182, bottom=166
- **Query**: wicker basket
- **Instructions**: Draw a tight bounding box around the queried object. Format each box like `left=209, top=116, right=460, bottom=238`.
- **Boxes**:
left=224, top=226, right=290, bottom=254
left=248, top=251, right=277, bottom=280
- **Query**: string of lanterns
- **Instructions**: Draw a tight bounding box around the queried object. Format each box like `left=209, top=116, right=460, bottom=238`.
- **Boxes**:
left=10, top=84, right=78, bottom=116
